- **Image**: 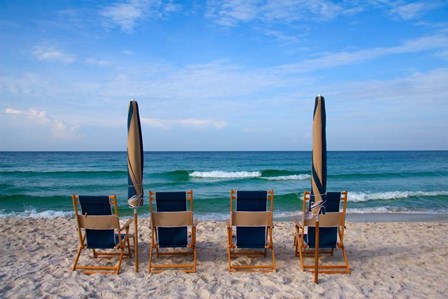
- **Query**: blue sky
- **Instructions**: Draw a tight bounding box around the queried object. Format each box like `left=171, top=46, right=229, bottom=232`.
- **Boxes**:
left=1, top=0, right=447, bottom=151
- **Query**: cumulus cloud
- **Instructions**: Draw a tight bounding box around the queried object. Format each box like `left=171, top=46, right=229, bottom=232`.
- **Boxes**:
left=4, top=108, right=81, bottom=139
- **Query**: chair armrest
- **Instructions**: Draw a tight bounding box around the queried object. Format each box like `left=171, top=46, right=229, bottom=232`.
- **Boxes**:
left=120, top=219, right=133, bottom=232
left=294, top=218, right=303, bottom=228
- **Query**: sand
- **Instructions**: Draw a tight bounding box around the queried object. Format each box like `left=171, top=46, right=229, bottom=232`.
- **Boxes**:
left=1, top=217, right=447, bottom=298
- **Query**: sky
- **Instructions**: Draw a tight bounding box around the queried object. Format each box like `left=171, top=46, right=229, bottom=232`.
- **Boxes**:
left=1, top=0, right=447, bottom=151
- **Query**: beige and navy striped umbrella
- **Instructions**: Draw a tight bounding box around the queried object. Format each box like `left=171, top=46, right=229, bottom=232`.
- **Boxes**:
left=311, top=95, right=327, bottom=215
left=127, top=99, right=144, bottom=208
left=127, top=99, right=143, bottom=272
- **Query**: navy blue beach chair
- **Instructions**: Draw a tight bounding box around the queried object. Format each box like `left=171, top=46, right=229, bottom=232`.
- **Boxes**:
left=148, top=190, right=197, bottom=273
left=294, top=191, right=350, bottom=275
left=227, top=190, right=276, bottom=272
left=71, top=195, right=133, bottom=274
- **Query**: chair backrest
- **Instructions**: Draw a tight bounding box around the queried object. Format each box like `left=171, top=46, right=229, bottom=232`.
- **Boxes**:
left=303, top=191, right=348, bottom=248
left=149, top=191, right=193, bottom=248
left=72, top=195, right=119, bottom=249
left=230, top=190, right=274, bottom=249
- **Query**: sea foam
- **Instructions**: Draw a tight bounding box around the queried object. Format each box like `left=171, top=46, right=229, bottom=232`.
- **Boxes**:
left=190, top=171, right=261, bottom=179
left=0, top=208, right=73, bottom=219
left=262, top=174, right=311, bottom=181
left=349, top=191, right=448, bottom=202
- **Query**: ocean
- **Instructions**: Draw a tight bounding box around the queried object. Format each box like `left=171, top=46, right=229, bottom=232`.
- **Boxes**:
left=0, top=151, right=447, bottom=220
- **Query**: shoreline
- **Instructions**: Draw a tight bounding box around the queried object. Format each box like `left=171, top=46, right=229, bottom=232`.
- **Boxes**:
left=2, top=212, right=448, bottom=223
left=275, top=212, right=448, bottom=223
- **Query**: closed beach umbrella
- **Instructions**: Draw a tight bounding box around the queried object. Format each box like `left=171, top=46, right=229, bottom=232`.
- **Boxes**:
left=127, top=99, right=144, bottom=272
left=311, top=95, right=327, bottom=283
left=311, top=95, right=327, bottom=214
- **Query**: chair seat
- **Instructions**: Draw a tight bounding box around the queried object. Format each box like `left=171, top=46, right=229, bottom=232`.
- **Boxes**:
left=86, top=233, right=128, bottom=249
left=304, top=227, right=338, bottom=249
left=157, top=227, right=188, bottom=248
left=236, top=227, right=267, bottom=248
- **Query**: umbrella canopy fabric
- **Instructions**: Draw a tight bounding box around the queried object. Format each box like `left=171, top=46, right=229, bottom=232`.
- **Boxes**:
left=311, top=95, right=327, bottom=216
left=127, top=100, right=144, bottom=208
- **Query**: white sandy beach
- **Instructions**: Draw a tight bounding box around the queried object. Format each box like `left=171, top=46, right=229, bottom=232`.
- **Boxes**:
left=1, top=217, right=447, bottom=298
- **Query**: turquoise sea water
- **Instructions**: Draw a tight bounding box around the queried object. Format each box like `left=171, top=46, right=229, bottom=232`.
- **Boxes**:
left=0, top=151, right=447, bottom=220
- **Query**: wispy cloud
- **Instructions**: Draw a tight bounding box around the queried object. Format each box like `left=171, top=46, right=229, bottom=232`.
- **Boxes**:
left=101, top=0, right=148, bottom=32
left=204, top=0, right=445, bottom=44
left=205, top=0, right=360, bottom=27
left=4, top=108, right=81, bottom=139
left=178, top=118, right=227, bottom=128
left=276, top=32, right=448, bottom=73
left=141, top=116, right=227, bottom=129
left=140, top=117, right=168, bottom=129
left=85, top=58, right=110, bottom=66
left=390, top=2, right=426, bottom=20
left=32, top=46, right=75, bottom=63
left=100, top=0, right=180, bottom=32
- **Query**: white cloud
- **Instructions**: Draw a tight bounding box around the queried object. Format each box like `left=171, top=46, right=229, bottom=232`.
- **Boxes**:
left=205, top=0, right=360, bottom=26
left=85, top=58, right=110, bottom=66
left=390, top=2, right=426, bottom=20
left=178, top=118, right=227, bottom=128
left=206, top=0, right=260, bottom=26
left=276, top=32, right=448, bottom=73
left=32, top=46, right=75, bottom=63
left=5, top=108, right=49, bottom=123
left=100, top=0, right=180, bottom=32
left=141, top=116, right=227, bottom=129
left=101, top=0, right=148, bottom=32
left=331, top=68, right=448, bottom=105
left=140, top=117, right=169, bottom=129
left=4, top=108, right=81, bottom=139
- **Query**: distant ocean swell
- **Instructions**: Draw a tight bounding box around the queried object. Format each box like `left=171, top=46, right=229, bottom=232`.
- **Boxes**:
left=1, top=170, right=126, bottom=179
left=1, top=151, right=448, bottom=219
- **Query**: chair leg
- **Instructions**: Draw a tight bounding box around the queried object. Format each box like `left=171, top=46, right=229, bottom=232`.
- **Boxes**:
left=341, top=245, right=351, bottom=274
left=72, top=246, right=83, bottom=271
left=126, top=236, right=132, bottom=258
left=149, top=245, right=154, bottom=272
left=116, top=249, right=124, bottom=274
left=227, top=246, right=232, bottom=272
left=193, top=246, right=197, bottom=273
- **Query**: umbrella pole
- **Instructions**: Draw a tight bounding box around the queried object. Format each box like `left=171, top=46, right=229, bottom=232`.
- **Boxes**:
left=314, top=216, right=320, bottom=284
left=134, top=208, right=139, bottom=272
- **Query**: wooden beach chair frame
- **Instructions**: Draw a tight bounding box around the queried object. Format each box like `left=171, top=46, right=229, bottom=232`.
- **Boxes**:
left=294, top=191, right=350, bottom=276
left=72, top=195, right=133, bottom=275
left=227, top=190, right=276, bottom=272
left=148, top=190, right=197, bottom=273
